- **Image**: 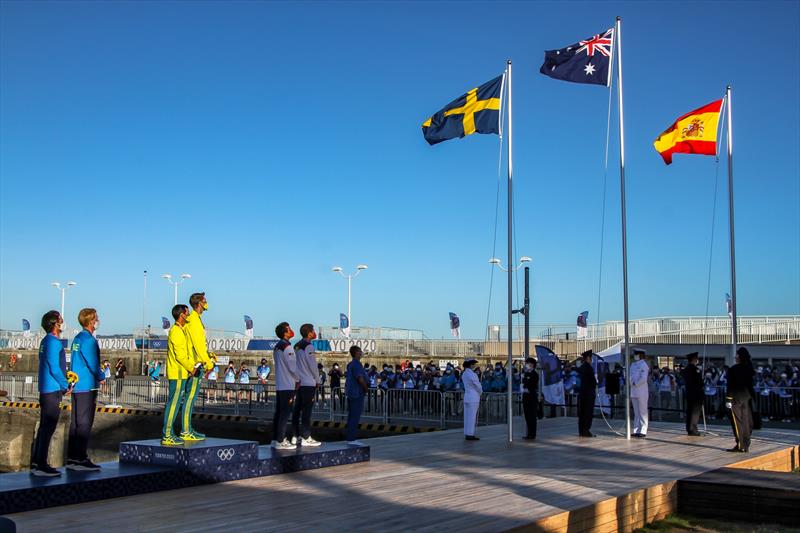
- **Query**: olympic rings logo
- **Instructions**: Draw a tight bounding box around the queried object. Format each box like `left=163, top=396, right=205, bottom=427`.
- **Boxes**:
left=216, top=448, right=236, bottom=461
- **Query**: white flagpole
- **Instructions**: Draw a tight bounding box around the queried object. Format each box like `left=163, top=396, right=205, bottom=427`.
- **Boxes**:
left=726, top=85, right=738, bottom=365
left=506, top=59, right=514, bottom=444
left=615, top=16, right=632, bottom=441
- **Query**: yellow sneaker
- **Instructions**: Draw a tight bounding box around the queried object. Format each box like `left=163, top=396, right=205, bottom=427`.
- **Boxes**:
left=180, top=431, right=206, bottom=441
left=161, top=435, right=184, bottom=446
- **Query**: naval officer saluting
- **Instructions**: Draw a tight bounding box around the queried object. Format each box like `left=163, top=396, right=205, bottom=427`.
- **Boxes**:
left=462, top=358, right=482, bottom=441
left=726, top=347, right=755, bottom=453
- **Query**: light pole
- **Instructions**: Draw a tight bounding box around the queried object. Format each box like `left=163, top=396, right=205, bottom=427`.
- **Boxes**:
left=331, top=264, right=368, bottom=336
left=51, top=281, right=77, bottom=336
left=162, top=273, right=191, bottom=305
left=489, top=255, right=531, bottom=442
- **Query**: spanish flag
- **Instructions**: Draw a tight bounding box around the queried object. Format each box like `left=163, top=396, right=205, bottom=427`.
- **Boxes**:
left=653, top=99, right=723, bottom=165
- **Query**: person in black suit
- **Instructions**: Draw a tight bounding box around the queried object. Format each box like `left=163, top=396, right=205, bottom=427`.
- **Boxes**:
left=577, top=350, right=597, bottom=437
left=680, top=352, right=704, bottom=436
left=726, top=347, right=755, bottom=453
left=522, top=357, right=540, bottom=440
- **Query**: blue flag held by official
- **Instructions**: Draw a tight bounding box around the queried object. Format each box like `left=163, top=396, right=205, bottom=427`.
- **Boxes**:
left=540, top=28, right=614, bottom=87
left=536, top=345, right=565, bottom=406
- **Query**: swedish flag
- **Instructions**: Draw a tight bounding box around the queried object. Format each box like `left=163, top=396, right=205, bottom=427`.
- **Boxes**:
left=422, top=75, right=503, bottom=146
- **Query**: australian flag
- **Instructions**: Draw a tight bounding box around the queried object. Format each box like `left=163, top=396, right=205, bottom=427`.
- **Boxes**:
left=540, top=28, right=614, bottom=87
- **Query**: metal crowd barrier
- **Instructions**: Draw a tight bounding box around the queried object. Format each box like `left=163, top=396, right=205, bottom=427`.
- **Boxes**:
left=1, top=373, right=798, bottom=428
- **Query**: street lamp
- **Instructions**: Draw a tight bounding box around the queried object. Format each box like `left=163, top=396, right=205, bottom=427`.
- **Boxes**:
left=331, top=264, right=368, bottom=336
left=488, top=256, right=531, bottom=272
left=51, top=281, right=77, bottom=336
left=162, top=273, right=192, bottom=305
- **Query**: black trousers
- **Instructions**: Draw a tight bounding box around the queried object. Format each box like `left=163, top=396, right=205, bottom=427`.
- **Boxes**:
left=522, top=393, right=538, bottom=438
left=272, top=390, right=295, bottom=442
left=685, top=398, right=702, bottom=434
left=68, top=391, right=97, bottom=461
left=291, top=386, right=316, bottom=440
left=32, top=391, right=62, bottom=466
left=730, top=398, right=753, bottom=451
left=578, top=393, right=595, bottom=434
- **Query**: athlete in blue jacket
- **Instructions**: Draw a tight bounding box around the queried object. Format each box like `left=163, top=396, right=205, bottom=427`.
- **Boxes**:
left=31, top=311, right=70, bottom=477
left=67, top=308, right=106, bottom=471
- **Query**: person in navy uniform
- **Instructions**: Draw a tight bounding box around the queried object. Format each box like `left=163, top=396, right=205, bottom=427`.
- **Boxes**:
left=680, top=352, right=704, bottom=436
left=522, top=357, right=539, bottom=440
left=577, top=350, right=597, bottom=437
left=726, top=347, right=755, bottom=453
left=344, top=345, right=368, bottom=445
left=31, top=311, right=71, bottom=477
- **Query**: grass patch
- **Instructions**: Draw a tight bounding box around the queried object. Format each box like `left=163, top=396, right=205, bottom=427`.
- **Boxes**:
left=636, top=513, right=800, bottom=533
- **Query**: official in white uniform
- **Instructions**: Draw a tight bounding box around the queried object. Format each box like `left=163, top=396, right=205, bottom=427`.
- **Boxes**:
left=462, top=358, right=482, bottom=441
left=629, top=348, right=650, bottom=438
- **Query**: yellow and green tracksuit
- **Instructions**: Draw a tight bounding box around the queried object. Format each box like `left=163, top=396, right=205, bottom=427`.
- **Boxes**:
left=162, top=323, right=196, bottom=439
left=183, top=311, right=214, bottom=436
left=185, top=311, right=214, bottom=371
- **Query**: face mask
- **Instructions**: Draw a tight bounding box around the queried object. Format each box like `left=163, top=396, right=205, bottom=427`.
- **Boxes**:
left=525, top=364, right=533, bottom=371
left=495, top=371, right=503, bottom=376
left=202, top=302, right=209, bottom=310
left=308, top=331, right=317, bottom=340
left=93, top=321, right=100, bottom=331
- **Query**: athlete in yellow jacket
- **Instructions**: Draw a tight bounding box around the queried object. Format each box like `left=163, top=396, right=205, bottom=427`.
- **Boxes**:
left=161, top=305, right=196, bottom=445
left=180, top=292, right=216, bottom=441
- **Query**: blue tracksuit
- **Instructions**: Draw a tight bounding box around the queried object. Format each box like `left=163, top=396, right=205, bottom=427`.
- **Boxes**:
left=38, top=334, right=68, bottom=393
left=70, top=330, right=105, bottom=392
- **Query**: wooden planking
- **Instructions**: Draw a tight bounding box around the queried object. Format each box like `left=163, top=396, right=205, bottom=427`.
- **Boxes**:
left=728, top=443, right=800, bottom=472
left=6, top=418, right=799, bottom=533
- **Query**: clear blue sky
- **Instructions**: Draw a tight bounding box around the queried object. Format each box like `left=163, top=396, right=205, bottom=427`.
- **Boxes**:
left=1, top=1, right=798, bottom=339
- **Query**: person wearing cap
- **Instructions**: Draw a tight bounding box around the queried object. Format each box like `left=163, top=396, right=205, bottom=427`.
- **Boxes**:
left=256, top=358, right=271, bottom=403
left=629, top=348, right=650, bottom=438
left=462, top=358, right=482, bottom=441
left=577, top=350, right=597, bottom=437
left=680, top=352, right=704, bottom=436
left=521, top=357, right=539, bottom=440
left=726, top=347, right=755, bottom=452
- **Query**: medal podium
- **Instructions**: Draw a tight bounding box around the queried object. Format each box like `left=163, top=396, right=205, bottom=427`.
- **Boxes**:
left=0, top=438, right=370, bottom=514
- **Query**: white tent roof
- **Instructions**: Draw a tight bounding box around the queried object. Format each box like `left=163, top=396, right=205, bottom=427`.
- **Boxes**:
left=596, top=341, right=624, bottom=364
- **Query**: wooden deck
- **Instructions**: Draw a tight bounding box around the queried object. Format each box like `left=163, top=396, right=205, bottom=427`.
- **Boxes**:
left=6, top=417, right=799, bottom=533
